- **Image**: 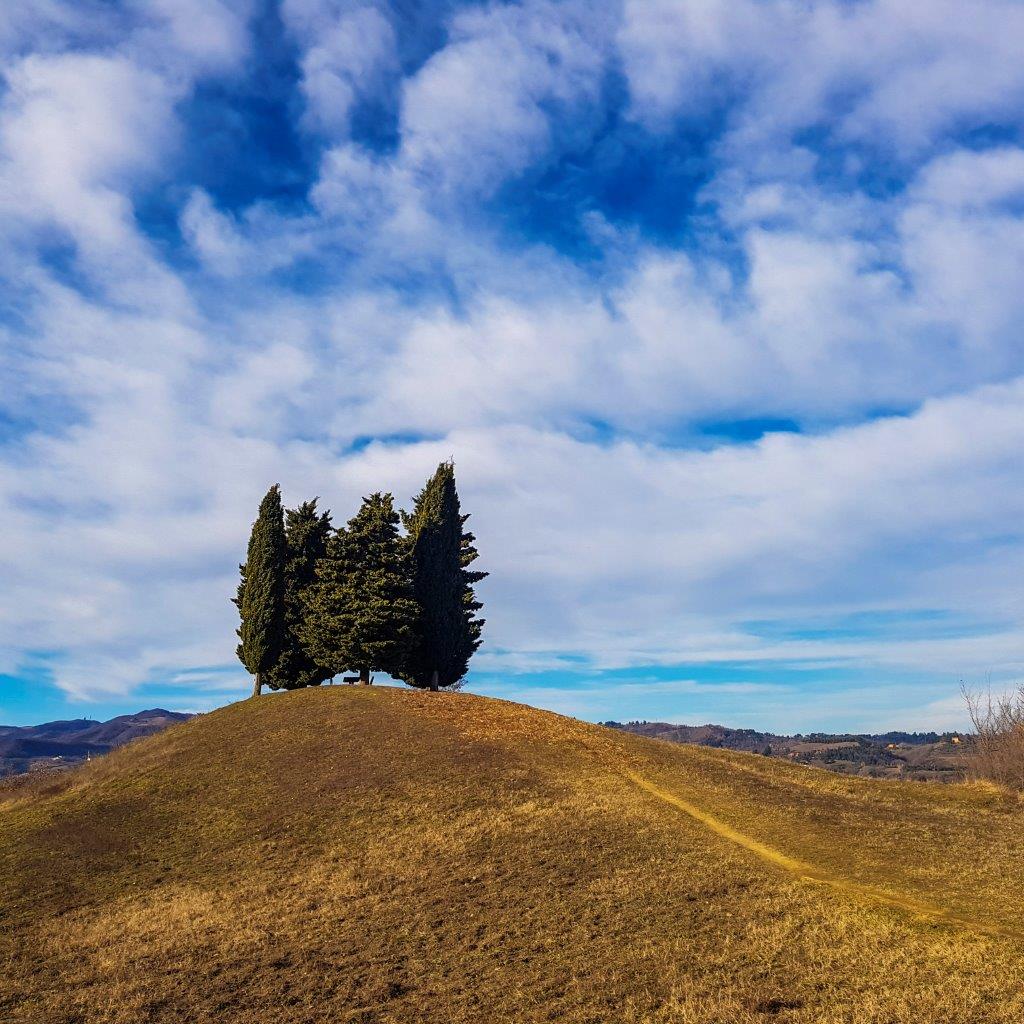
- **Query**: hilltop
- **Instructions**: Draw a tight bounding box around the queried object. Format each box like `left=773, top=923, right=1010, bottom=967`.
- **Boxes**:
left=0, top=709, right=192, bottom=778
left=2, top=687, right=1023, bottom=1023
left=605, top=720, right=965, bottom=781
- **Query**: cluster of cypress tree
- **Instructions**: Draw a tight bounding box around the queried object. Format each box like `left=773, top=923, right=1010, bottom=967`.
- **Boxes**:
left=234, top=463, right=485, bottom=697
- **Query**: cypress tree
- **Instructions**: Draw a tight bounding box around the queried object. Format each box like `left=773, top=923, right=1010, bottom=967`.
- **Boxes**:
left=234, top=484, right=287, bottom=698
left=265, top=499, right=334, bottom=690
left=400, top=462, right=486, bottom=690
left=301, top=493, right=418, bottom=683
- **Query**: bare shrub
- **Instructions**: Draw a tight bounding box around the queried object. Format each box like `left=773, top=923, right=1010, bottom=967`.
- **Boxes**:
left=962, top=684, right=1024, bottom=791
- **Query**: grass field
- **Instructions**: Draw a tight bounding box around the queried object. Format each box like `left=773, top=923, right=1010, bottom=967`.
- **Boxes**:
left=3, top=686, right=1024, bottom=1023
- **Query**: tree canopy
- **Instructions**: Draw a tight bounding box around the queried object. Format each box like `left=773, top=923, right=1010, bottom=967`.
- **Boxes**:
left=234, top=484, right=287, bottom=697
left=301, top=493, right=420, bottom=684
left=235, top=475, right=485, bottom=695
left=401, top=462, right=487, bottom=690
left=265, top=499, right=334, bottom=691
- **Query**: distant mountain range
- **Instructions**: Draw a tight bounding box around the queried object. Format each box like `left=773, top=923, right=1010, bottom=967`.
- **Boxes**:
left=1, top=706, right=966, bottom=783
left=603, top=721, right=967, bottom=781
left=0, top=709, right=193, bottom=777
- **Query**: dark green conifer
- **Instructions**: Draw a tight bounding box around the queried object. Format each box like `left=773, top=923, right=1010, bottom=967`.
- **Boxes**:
left=302, top=493, right=418, bottom=683
left=265, top=499, right=334, bottom=690
left=400, top=462, right=486, bottom=690
left=234, top=484, right=287, bottom=697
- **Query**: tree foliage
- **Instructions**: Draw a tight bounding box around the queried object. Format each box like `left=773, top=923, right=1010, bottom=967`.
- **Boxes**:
left=265, top=499, right=334, bottom=690
left=400, top=462, right=486, bottom=690
left=301, top=493, right=419, bottom=682
left=235, top=473, right=485, bottom=694
left=234, top=484, right=287, bottom=696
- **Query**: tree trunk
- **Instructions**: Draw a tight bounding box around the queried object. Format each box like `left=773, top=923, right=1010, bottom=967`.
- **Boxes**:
left=430, top=670, right=439, bottom=692
left=359, top=667, right=371, bottom=685
left=252, top=672, right=262, bottom=698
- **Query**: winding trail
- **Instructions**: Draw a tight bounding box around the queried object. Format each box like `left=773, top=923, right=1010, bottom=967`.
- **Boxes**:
left=624, top=769, right=1022, bottom=941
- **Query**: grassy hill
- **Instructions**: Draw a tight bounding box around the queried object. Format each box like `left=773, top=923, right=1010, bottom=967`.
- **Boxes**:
left=2, top=687, right=1023, bottom=1023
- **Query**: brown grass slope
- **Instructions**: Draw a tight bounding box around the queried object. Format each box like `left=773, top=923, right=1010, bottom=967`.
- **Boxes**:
left=2, top=686, right=1023, bottom=1024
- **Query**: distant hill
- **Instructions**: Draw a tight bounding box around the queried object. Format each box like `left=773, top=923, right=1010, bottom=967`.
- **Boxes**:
left=0, top=709, right=192, bottom=777
left=604, top=720, right=967, bottom=781
left=2, top=687, right=1023, bottom=1023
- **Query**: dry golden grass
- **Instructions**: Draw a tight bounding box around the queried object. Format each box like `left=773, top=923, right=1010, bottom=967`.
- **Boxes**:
left=2, top=686, right=1024, bottom=1023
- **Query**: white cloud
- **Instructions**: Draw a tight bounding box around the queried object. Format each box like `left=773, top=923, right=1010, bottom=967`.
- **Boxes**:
left=911, top=147, right=1024, bottom=211
left=398, top=0, right=610, bottom=196
left=312, top=142, right=396, bottom=221
left=0, top=51, right=189, bottom=312
left=127, top=0, right=252, bottom=74
left=5, top=355, right=1024, bottom=703
left=2, top=0, right=1024, bottom=732
left=898, top=150, right=1024, bottom=359
left=620, top=0, right=1024, bottom=158
left=296, top=6, right=397, bottom=136
left=181, top=189, right=249, bottom=276
left=0, top=52, right=176, bottom=215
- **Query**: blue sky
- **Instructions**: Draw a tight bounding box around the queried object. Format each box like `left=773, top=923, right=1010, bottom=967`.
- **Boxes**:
left=2, top=0, right=1024, bottom=730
